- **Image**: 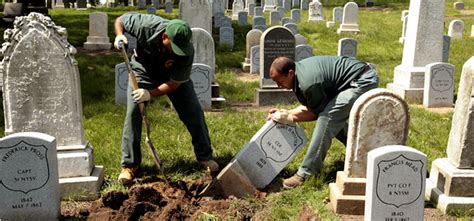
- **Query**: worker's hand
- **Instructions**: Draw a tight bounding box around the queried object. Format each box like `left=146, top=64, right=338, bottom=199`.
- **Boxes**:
left=271, top=109, right=294, bottom=125
left=114, top=34, right=128, bottom=49
left=266, top=107, right=279, bottom=121
left=132, top=88, right=151, bottom=103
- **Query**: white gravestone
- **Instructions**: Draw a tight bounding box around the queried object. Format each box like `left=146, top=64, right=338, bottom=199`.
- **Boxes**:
left=387, top=0, right=445, bottom=104
left=248, top=3, right=255, bottom=16
left=308, top=1, right=324, bottom=22
left=238, top=11, right=248, bottom=26
left=442, top=35, right=451, bottom=63
left=426, top=57, right=474, bottom=214
left=250, top=45, right=260, bottom=74
left=329, top=88, right=410, bottom=215
left=338, top=38, right=357, bottom=58
left=448, top=19, right=464, bottom=40
left=291, top=9, right=301, bottom=23
left=365, top=145, right=426, bottom=221
left=190, top=63, right=212, bottom=110
left=0, top=132, right=60, bottom=221
left=219, top=27, right=234, bottom=49
left=264, top=0, right=276, bottom=12
left=191, top=28, right=216, bottom=76
left=245, top=0, right=255, bottom=12
left=208, top=121, right=307, bottom=197
left=232, top=0, right=245, bottom=20
left=295, top=44, right=313, bottom=62
left=327, top=7, right=343, bottom=27
left=242, top=29, right=263, bottom=72
left=180, top=0, right=212, bottom=35
left=337, top=2, right=360, bottom=33
left=270, top=10, right=281, bottom=26
left=423, top=62, right=454, bottom=108
left=0, top=13, right=103, bottom=200
left=164, top=2, right=173, bottom=13
left=115, top=63, right=129, bottom=105
left=83, top=12, right=112, bottom=51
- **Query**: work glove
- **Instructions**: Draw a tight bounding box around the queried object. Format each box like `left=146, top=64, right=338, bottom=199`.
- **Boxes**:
left=272, top=109, right=294, bottom=125
left=132, top=88, right=151, bottom=103
left=114, top=34, right=128, bottom=49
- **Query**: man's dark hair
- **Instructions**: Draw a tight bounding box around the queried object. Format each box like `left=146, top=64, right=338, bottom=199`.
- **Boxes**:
left=270, top=57, right=295, bottom=75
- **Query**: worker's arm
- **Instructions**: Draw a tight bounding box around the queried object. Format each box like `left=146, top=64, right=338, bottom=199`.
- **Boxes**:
left=149, top=80, right=181, bottom=97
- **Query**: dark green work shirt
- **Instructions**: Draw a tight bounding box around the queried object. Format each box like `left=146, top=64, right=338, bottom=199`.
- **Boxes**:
left=121, top=13, right=193, bottom=83
left=294, top=56, right=367, bottom=114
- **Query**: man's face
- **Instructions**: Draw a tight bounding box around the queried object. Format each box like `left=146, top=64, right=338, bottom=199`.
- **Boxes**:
left=270, top=68, right=294, bottom=89
left=162, top=32, right=173, bottom=54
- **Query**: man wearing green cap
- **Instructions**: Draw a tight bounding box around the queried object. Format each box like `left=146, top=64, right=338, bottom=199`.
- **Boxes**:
left=114, top=13, right=218, bottom=185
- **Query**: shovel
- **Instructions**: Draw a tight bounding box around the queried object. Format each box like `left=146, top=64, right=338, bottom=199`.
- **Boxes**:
left=119, top=42, right=169, bottom=185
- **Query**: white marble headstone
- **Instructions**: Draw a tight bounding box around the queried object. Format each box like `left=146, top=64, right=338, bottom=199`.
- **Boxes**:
left=83, top=12, right=112, bottom=50
left=423, top=62, right=454, bottom=108
left=245, top=29, right=263, bottom=61
left=453, top=2, right=464, bottom=10
left=191, top=28, right=216, bottom=74
left=338, top=38, right=357, bottom=58
left=115, top=63, right=129, bottom=105
left=190, top=63, right=212, bottom=110
left=232, top=0, right=245, bottom=20
left=219, top=27, right=234, bottom=49
left=308, top=1, right=325, bottom=22
left=179, top=0, right=212, bottom=34
left=448, top=19, right=464, bottom=40
left=337, top=2, right=360, bottom=33
left=238, top=11, right=248, bottom=26
left=250, top=45, right=261, bottom=74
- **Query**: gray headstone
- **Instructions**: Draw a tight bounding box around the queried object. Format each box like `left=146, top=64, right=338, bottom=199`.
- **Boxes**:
left=238, top=11, right=248, bottom=26
left=333, top=6, right=343, bottom=22
left=164, top=2, right=173, bottom=13
left=245, top=29, right=263, bottom=60
left=214, top=12, right=225, bottom=28
left=115, top=63, right=129, bottom=105
left=295, top=33, right=308, bottom=45
left=147, top=6, right=156, bottom=14
left=219, top=27, right=234, bottom=49
left=365, top=145, right=426, bottom=221
left=180, top=0, right=212, bottom=34
left=83, top=12, right=112, bottom=51
left=270, top=10, right=282, bottom=26
left=248, top=3, right=256, bottom=16
left=337, top=2, right=360, bottom=33
left=338, top=38, right=357, bottom=58
left=448, top=19, right=464, bottom=40
left=308, top=1, right=325, bottom=22
left=276, top=6, right=285, bottom=16
left=254, top=25, right=267, bottom=32
left=283, top=0, right=291, bottom=11
left=453, top=2, right=464, bottom=10
left=283, top=22, right=298, bottom=34
left=276, top=0, right=283, bottom=7
left=281, top=17, right=294, bottom=25
left=191, top=28, right=216, bottom=75
left=153, top=0, right=160, bottom=8
left=264, top=0, right=276, bottom=11
left=291, top=9, right=301, bottom=23
left=423, top=62, right=454, bottom=108
left=246, top=0, right=255, bottom=11
left=295, top=44, right=313, bottom=61
left=442, top=35, right=451, bottom=63
left=254, top=6, right=263, bottom=16
left=190, top=63, right=212, bottom=110
left=137, top=0, right=146, bottom=9
left=76, top=0, right=87, bottom=9
left=292, top=0, right=300, bottom=8
left=213, top=0, right=226, bottom=15
left=221, top=16, right=232, bottom=27
left=253, top=16, right=266, bottom=28
left=250, top=45, right=261, bottom=74
left=300, top=0, right=308, bottom=10
left=260, top=26, right=295, bottom=88
left=0, top=132, right=60, bottom=221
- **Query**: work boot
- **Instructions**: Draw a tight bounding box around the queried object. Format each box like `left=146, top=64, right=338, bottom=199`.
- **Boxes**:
left=282, top=174, right=305, bottom=189
left=118, top=167, right=137, bottom=185
left=199, top=160, right=219, bottom=173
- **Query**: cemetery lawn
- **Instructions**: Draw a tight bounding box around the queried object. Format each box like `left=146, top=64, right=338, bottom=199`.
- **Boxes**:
left=2, top=1, right=473, bottom=219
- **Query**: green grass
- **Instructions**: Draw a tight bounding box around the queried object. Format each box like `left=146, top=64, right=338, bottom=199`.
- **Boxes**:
left=2, top=0, right=474, bottom=219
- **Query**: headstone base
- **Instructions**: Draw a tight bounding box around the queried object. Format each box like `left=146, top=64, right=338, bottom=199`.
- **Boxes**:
left=308, top=18, right=325, bottom=22
left=425, top=158, right=474, bottom=215
left=263, top=6, right=275, bottom=12
left=83, top=41, right=112, bottom=51
left=254, top=88, right=298, bottom=106
left=326, top=21, right=335, bottom=28
left=203, top=161, right=258, bottom=198
left=59, top=165, right=104, bottom=200
left=242, top=61, right=250, bottom=72
left=58, top=146, right=95, bottom=177
left=329, top=171, right=366, bottom=215
left=387, top=83, right=423, bottom=103
left=337, top=24, right=360, bottom=34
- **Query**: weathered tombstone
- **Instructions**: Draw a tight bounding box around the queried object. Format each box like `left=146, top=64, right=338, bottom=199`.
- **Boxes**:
left=115, top=63, right=129, bottom=105
left=242, top=29, right=263, bottom=72
left=442, top=35, right=451, bottom=63
left=300, top=0, right=308, bottom=10
left=281, top=17, right=293, bottom=25
left=387, top=0, right=445, bottom=104
left=337, top=2, right=360, bottom=33
left=295, top=44, right=313, bottom=62
left=0, top=132, right=60, bottom=221
left=245, top=0, right=255, bottom=12
left=270, top=10, right=282, bottom=26
left=283, top=22, right=298, bottom=35
left=423, top=62, right=454, bottom=108
left=213, top=12, right=225, bottom=28
left=238, top=11, right=248, bottom=26
left=295, top=33, right=308, bottom=45
left=448, top=19, right=464, bottom=40
left=83, top=12, right=112, bottom=51
left=453, top=2, right=464, bottom=10
left=264, top=0, right=275, bottom=11
left=248, top=3, right=255, bottom=16
left=399, top=14, right=408, bottom=44
left=250, top=45, right=261, bottom=74
left=365, top=145, right=426, bottom=221
left=219, top=27, right=234, bottom=49
left=153, top=0, right=160, bottom=8
left=254, top=6, right=263, bottom=16
left=338, top=38, right=357, bottom=58
left=292, top=0, right=300, bottom=8
left=213, top=0, right=226, bottom=15
left=426, top=57, right=474, bottom=215
left=308, top=1, right=324, bottom=22
left=164, top=1, right=173, bottom=13
left=180, top=0, right=212, bottom=34
left=221, top=16, right=232, bottom=27
left=232, top=0, right=244, bottom=20
left=204, top=121, right=307, bottom=197
left=255, top=26, right=297, bottom=106
left=147, top=6, right=156, bottom=14
left=190, top=63, right=212, bottom=110
left=137, top=0, right=146, bottom=9
left=0, top=13, right=104, bottom=200
left=291, top=9, right=301, bottom=23
left=329, top=88, right=410, bottom=215
left=326, top=7, right=343, bottom=27
left=191, top=28, right=216, bottom=76
left=276, top=6, right=285, bottom=17
left=253, top=16, right=266, bottom=28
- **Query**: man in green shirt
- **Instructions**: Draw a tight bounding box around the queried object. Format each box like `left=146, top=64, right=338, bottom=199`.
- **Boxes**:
left=114, top=13, right=218, bottom=185
left=268, top=56, right=379, bottom=189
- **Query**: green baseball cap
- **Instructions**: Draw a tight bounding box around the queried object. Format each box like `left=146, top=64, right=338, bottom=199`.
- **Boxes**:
left=165, top=19, right=193, bottom=56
